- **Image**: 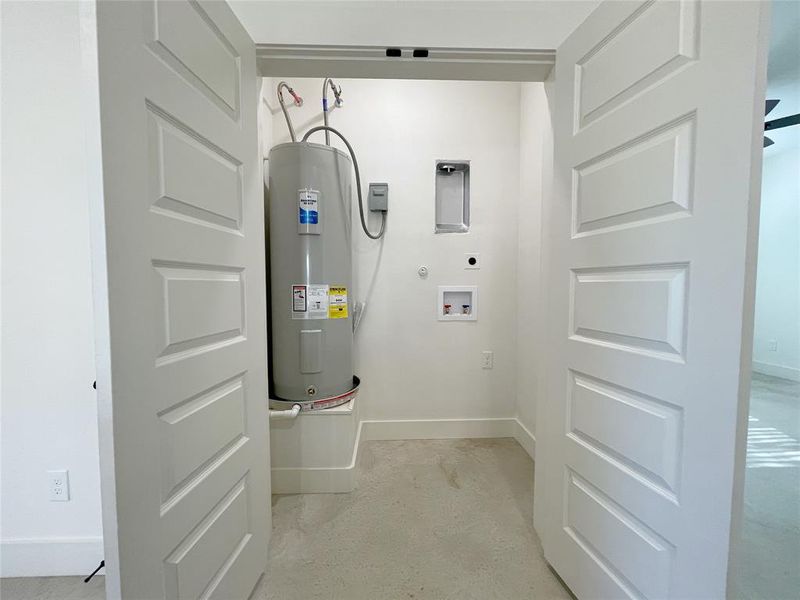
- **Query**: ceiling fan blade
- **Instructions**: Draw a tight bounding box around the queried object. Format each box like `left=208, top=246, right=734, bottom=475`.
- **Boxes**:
left=764, top=136, right=775, bottom=148
left=765, top=99, right=780, bottom=116
left=765, top=113, right=800, bottom=131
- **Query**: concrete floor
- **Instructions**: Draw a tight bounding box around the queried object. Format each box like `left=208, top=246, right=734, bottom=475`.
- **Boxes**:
left=0, top=576, right=105, bottom=600
left=2, top=438, right=566, bottom=600
left=253, top=438, right=570, bottom=600
left=735, top=373, right=800, bottom=600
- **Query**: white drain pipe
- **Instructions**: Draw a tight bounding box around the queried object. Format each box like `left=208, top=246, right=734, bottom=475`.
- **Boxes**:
left=269, top=403, right=302, bottom=421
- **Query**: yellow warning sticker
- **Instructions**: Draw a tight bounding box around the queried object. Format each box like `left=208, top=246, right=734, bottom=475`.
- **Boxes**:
left=328, top=286, right=348, bottom=319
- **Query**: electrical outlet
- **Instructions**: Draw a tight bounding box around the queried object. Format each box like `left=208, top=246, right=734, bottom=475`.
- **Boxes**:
left=768, top=339, right=778, bottom=352
left=481, top=350, right=494, bottom=369
left=48, top=469, right=70, bottom=502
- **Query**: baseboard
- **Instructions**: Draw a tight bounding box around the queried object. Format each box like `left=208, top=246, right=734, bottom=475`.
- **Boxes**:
left=753, top=361, right=800, bottom=382
left=361, top=417, right=535, bottom=458
left=360, top=417, right=519, bottom=441
left=271, top=417, right=536, bottom=494
left=514, top=419, right=536, bottom=460
left=271, top=420, right=363, bottom=494
left=0, top=536, right=103, bottom=577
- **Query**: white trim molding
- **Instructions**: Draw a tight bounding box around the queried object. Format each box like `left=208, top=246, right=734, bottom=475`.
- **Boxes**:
left=1, top=536, right=103, bottom=577
left=361, top=417, right=535, bottom=459
left=514, top=419, right=537, bottom=460
left=256, top=45, right=555, bottom=82
left=753, top=360, right=800, bottom=382
left=362, top=417, right=516, bottom=441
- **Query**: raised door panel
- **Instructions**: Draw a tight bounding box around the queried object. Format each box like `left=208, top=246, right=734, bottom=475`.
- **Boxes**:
left=573, top=116, right=694, bottom=236
left=570, top=264, right=688, bottom=360
left=575, top=0, right=698, bottom=129
left=148, top=105, right=243, bottom=233
left=568, top=372, right=683, bottom=498
left=146, top=0, right=241, bottom=118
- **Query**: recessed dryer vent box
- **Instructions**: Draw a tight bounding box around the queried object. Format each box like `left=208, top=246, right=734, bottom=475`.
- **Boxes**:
left=438, top=286, right=478, bottom=321
left=435, top=160, right=470, bottom=233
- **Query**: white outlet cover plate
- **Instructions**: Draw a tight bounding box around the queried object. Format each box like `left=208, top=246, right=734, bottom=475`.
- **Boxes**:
left=47, top=469, right=70, bottom=502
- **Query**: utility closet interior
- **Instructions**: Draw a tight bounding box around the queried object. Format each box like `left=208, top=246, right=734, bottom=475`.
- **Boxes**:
left=260, top=77, right=547, bottom=492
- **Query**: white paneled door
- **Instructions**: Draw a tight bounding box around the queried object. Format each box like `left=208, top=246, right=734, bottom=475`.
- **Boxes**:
left=86, top=1, right=269, bottom=598
left=535, top=1, right=768, bottom=598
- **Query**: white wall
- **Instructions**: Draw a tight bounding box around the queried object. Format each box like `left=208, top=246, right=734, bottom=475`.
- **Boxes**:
left=231, top=1, right=600, bottom=50
left=266, top=78, right=533, bottom=422
left=1, top=1, right=103, bottom=576
left=515, top=83, right=549, bottom=436
left=752, top=90, right=800, bottom=381
left=752, top=0, right=800, bottom=381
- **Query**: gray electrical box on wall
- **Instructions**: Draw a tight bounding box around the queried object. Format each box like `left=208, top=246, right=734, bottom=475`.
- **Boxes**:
left=435, top=160, right=470, bottom=233
left=368, top=183, right=389, bottom=211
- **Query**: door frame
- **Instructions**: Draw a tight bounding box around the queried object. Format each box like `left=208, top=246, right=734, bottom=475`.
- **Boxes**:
left=256, top=44, right=555, bottom=82
left=80, top=2, right=121, bottom=595
left=256, top=30, right=771, bottom=593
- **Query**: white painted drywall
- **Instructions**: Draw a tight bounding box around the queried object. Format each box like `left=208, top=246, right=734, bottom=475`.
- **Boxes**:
left=515, top=83, right=549, bottom=435
left=259, top=77, right=276, bottom=163
left=230, top=0, right=600, bottom=50
left=1, top=1, right=103, bottom=576
left=266, top=78, right=531, bottom=421
left=752, top=94, right=800, bottom=381
left=752, top=0, right=800, bottom=381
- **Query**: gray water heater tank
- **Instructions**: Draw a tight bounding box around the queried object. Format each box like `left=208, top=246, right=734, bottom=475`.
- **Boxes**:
left=268, top=142, right=354, bottom=405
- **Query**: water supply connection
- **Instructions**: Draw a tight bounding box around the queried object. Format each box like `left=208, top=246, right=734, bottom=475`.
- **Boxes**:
left=277, top=81, right=304, bottom=141
left=322, top=78, right=344, bottom=146
left=275, top=78, right=385, bottom=239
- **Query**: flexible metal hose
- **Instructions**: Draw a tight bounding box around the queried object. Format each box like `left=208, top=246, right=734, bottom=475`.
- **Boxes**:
left=302, top=126, right=386, bottom=240
left=277, top=81, right=301, bottom=142
left=322, top=78, right=343, bottom=146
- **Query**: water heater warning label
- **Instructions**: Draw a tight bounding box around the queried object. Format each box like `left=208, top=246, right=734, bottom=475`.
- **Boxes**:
left=292, top=285, right=307, bottom=312
left=328, top=286, right=348, bottom=319
left=292, top=284, right=329, bottom=319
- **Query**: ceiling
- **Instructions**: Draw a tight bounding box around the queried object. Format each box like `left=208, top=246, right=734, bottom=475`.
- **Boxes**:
left=228, top=0, right=601, bottom=50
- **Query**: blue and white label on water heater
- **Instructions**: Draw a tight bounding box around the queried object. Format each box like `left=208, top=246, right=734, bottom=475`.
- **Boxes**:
left=297, top=189, right=321, bottom=235
left=298, top=189, right=319, bottom=223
